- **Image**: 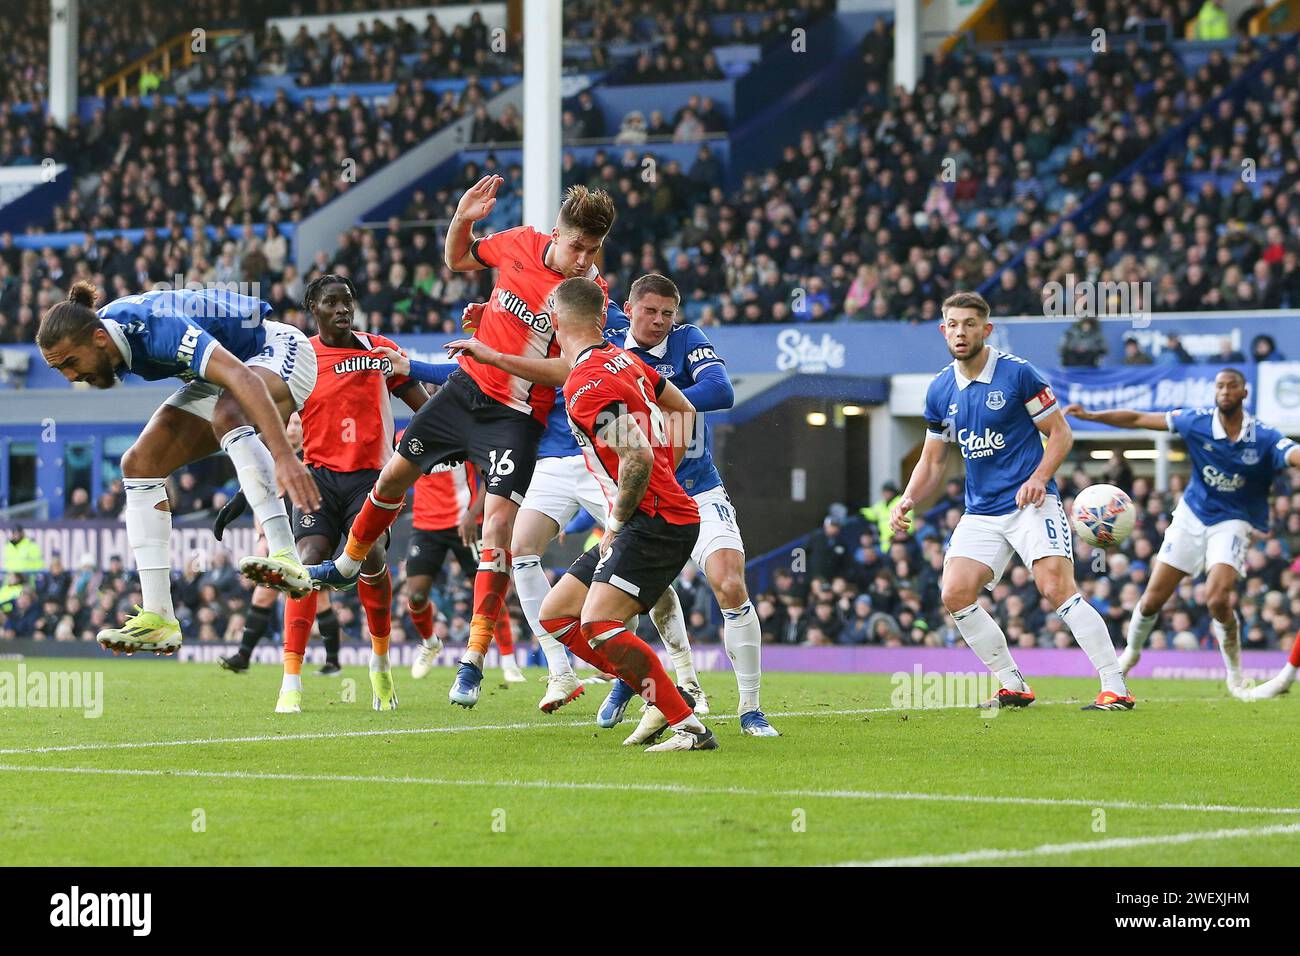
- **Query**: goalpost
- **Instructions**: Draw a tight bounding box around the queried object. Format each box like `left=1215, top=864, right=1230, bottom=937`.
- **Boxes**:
left=522, top=0, right=561, bottom=230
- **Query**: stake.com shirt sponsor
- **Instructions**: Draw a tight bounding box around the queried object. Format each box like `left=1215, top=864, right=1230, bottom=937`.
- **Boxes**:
left=924, top=348, right=1060, bottom=516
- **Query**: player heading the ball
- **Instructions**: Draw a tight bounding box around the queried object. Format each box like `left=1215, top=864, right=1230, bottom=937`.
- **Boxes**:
left=37, top=283, right=321, bottom=656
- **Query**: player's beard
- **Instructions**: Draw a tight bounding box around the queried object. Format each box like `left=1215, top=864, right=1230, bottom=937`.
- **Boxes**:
left=90, top=351, right=117, bottom=388
left=947, top=338, right=984, bottom=362
left=1217, top=396, right=1244, bottom=416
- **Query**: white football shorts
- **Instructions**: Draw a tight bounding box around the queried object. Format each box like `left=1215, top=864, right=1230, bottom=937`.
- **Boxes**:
left=520, top=454, right=609, bottom=528
left=163, top=320, right=317, bottom=422
left=1157, top=501, right=1251, bottom=578
left=945, top=494, right=1073, bottom=588
left=691, top=484, right=745, bottom=570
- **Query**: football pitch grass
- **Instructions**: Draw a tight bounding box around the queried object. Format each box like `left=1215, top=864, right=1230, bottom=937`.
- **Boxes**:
left=1, top=658, right=1297, bottom=867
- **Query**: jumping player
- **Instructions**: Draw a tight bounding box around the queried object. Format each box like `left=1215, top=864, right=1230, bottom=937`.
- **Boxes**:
left=890, top=291, right=1132, bottom=711
left=269, top=274, right=429, bottom=714
left=37, top=282, right=321, bottom=655
left=417, top=297, right=703, bottom=719
left=1066, top=368, right=1300, bottom=692
left=290, top=180, right=617, bottom=711
left=407, top=458, right=525, bottom=684
left=537, top=277, right=715, bottom=752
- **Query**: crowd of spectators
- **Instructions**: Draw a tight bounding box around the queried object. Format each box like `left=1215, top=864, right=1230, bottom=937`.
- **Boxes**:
left=748, top=463, right=1300, bottom=654
left=262, top=11, right=522, bottom=88
left=606, top=93, right=730, bottom=145
left=9, top=458, right=1300, bottom=663
left=0, top=76, right=505, bottom=230
left=1001, top=0, right=1269, bottom=44
left=4, top=13, right=1300, bottom=347
left=569, top=0, right=832, bottom=50
left=0, top=0, right=244, bottom=106
left=0, top=517, right=533, bottom=655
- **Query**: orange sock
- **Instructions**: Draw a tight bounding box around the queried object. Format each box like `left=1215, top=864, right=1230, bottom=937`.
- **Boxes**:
left=409, top=599, right=434, bottom=641
left=469, top=547, right=510, bottom=658
left=344, top=491, right=404, bottom=562
left=495, top=602, right=515, bottom=656
left=283, top=591, right=316, bottom=676
left=358, top=569, right=393, bottom=653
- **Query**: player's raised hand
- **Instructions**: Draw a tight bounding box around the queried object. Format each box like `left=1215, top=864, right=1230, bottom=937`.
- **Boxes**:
left=444, top=337, right=501, bottom=367
left=277, top=454, right=322, bottom=514
left=1015, top=475, right=1047, bottom=509
left=1063, top=403, right=1094, bottom=421
left=461, top=301, right=486, bottom=333
left=889, top=495, right=914, bottom=535
left=369, top=345, right=410, bottom=376
left=455, top=175, right=504, bottom=222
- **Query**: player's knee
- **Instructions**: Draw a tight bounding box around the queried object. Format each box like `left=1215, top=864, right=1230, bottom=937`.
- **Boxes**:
left=119, top=443, right=150, bottom=478
left=1207, top=593, right=1233, bottom=620
left=715, top=574, right=748, bottom=610
left=362, top=544, right=387, bottom=575
left=210, top=399, right=244, bottom=441
left=481, top=509, right=512, bottom=548
left=941, top=582, right=977, bottom=612
left=297, top=541, right=328, bottom=564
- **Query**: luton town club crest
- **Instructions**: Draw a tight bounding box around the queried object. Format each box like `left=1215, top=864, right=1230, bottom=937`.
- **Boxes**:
left=985, top=390, right=1006, bottom=411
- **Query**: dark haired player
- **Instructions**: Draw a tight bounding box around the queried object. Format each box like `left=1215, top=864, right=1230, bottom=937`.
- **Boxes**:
left=267, top=275, right=428, bottom=714
left=1066, top=368, right=1300, bottom=694
left=537, top=276, right=714, bottom=752
left=217, top=413, right=346, bottom=677
left=36, top=282, right=321, bottom=655
left=285, top=180, right=618, bottom=711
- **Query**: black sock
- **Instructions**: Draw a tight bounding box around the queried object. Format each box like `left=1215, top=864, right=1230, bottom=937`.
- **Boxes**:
left=318, top=607, right=340, bottom=664
left=239, top=603, right=274, bottom=656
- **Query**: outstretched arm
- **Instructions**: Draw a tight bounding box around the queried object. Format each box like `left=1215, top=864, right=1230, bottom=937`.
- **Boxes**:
left=444, top=175, right=504, bottom=272
left=443, top=338, right=569, bottom=387
left=1064, top=404, right=1169, bottom=430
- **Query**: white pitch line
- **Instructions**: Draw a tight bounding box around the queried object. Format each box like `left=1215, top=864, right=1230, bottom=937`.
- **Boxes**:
left=834, top=822, right=1300, bottom=866
left=0, top=697, right=1193, bottom=757
left=0, top=763, right=1296, bottom=819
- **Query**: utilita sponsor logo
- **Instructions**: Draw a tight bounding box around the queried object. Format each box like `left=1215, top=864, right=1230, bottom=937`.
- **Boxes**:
left=775, top=329, right=845, bottom=373
left=49, top=886, right=151, bottom=936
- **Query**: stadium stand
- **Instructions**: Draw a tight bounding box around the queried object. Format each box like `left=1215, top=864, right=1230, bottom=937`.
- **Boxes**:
left=4, top=3, right=1300, bottom=666
left=746, top=467, right=1300, bottom=653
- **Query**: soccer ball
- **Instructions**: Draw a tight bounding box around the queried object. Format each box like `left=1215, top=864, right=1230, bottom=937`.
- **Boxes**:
left=1071, top=483, right=1136, bottom=548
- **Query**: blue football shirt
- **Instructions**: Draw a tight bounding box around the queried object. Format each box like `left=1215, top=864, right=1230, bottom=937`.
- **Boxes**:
left=1166, top=408, right=1295, bottom=530
left=615, top=321, right=725, bottom=496
left=98, top=288, right=273, bottom=384
left=924, top=348, right=1060, bottom=516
